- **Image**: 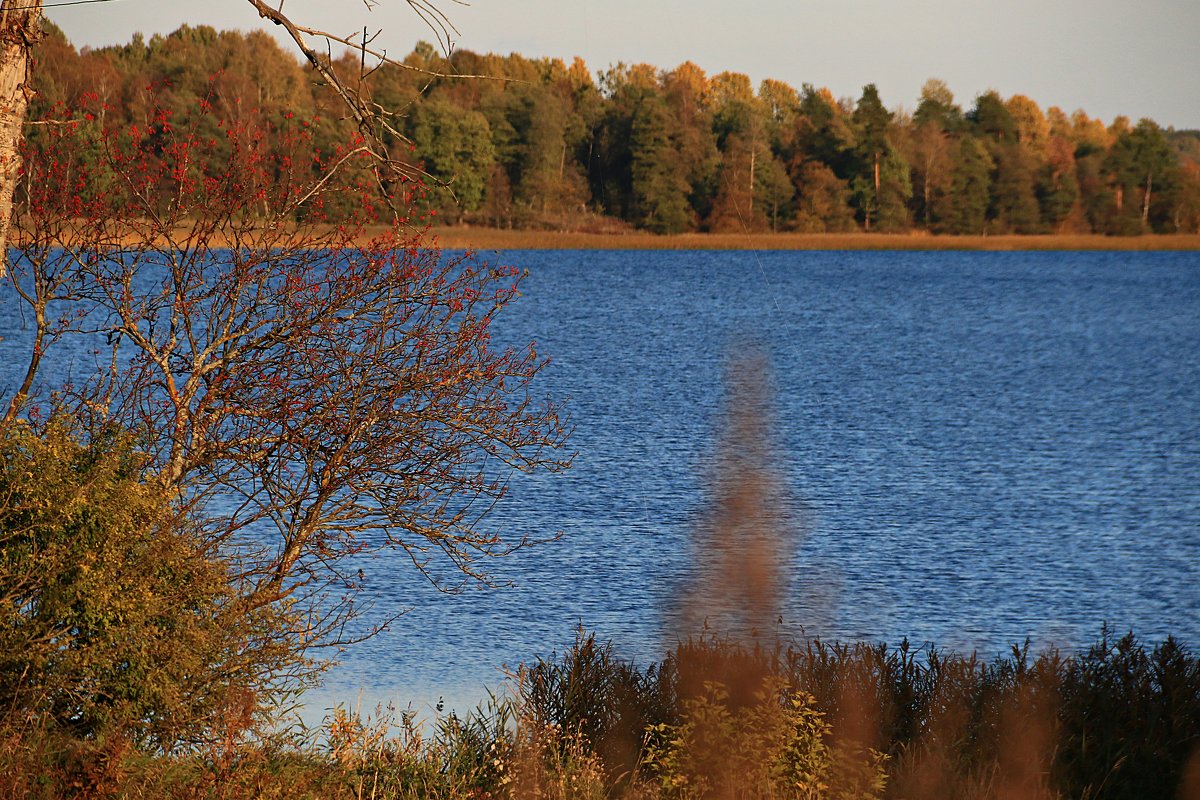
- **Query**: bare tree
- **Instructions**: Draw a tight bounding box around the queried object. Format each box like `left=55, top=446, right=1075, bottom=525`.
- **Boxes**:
left=3, top=45, right=570, bottom=648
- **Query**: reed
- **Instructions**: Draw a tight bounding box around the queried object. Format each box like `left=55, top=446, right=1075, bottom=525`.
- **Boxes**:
left=2, top=628, right=1196, bottom=798
left=512, top=627, right=1200, bottom=800
left=424, top=227, right=1200, bottom=252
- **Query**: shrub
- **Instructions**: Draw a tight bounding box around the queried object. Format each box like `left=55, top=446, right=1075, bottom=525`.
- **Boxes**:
left=0, top=423, right=309, bottom=753
left=641, top=678, right=887, bottom=799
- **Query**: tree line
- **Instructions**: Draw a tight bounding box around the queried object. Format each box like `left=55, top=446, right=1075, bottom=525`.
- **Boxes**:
left=31, top=22, right=1200, bottom=236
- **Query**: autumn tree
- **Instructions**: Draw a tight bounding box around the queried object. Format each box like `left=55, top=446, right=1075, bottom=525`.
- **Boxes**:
left=662, top=61, right=720, bottom=224
left=1, top=0, right=516, bottom=262
left=1006, top=95, right=1050, bottom=156
left=791, top=161, right=855, bottom=232
left=698, top=70, right=798, bottom=232
left=1058, top=110, right=1115, bottom=231
left=407, top=98, right=495, bottom=220
left=906, top=119, right=954, bottom=228
left=707, top=71, right=774, bottom=231
left=758, top=78, right=799, bottom=154
left=0, top=423, right=304, bottom=749
left=1172, top=163, right=1200, bottom=232
left=913, top=78, right=964, bottom=133
left=1008, top=94, right=1084, bottom=231
left=11, top=12, right=1195, bottom=238
left=1039, top=128, right=1082, bottom=231
left=5, top=82, right=570, bottom=679
left=750, top=80, right=803, bottom=230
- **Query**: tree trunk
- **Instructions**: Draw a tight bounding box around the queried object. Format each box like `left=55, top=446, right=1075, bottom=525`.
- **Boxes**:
left=1142, top=172, right=1153, bottom=227
left=923, top=154, right=932, bottom=226
left=748, top=146, right=756, bottom=216
left=0, top=2, right=40, bottom=278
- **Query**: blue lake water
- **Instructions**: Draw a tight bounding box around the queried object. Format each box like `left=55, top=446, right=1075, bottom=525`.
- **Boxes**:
left=3, top=248, right=1199, bottom=716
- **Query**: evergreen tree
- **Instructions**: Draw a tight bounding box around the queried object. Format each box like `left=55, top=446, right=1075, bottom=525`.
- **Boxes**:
left=941, top=137, right=994, bottom=234
left=875, top=150, right=914, bottom=231
left=968, top=90, right=1018, bottom=142
left=482, top=85, right=588, bottom=223
left=630, top=93, right=694, bottom=233
left=1105, top=119, right=1176, bottom=231
left=990, top=144, right=1042, bottom=233
left=851, top=84, right=898, bottom=230
left=793, top=84, right=857, bottom=178
left=590, top=63, right=660, bottom=221
left=913, top=78, right=964, bottom=133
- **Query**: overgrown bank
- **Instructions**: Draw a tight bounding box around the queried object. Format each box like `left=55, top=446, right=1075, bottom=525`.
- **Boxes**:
left=3, top=627, right=1198, bottom=799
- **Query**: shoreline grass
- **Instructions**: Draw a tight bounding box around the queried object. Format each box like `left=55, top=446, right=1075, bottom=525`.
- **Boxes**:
left=5, top=628, right=1197, bottom=798
left=428, top=227, right=1200, bottom=252
left=28, top=219, right=1200, bottom=252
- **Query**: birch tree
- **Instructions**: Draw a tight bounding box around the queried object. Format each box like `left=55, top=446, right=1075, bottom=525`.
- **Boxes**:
left=0, top=2, right=40, bottom=275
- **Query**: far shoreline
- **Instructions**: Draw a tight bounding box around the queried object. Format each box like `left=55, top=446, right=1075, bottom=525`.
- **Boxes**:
left=427, top=227, right=1200, bottom=252
left=30, top=221, right=1200, bottom=252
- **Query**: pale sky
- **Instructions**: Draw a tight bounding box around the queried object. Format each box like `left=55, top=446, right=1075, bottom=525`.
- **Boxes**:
left=46, top=0, right=1200, bottom=130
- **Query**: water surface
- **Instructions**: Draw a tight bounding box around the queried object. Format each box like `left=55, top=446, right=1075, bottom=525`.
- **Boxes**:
left=4, top=249, right=1198, bottom=715
left=319, top=248, right=1200, bottom=712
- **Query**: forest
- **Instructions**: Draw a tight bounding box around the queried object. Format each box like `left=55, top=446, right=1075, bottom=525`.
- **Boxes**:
left=32, top=21, right=1200, bottom=237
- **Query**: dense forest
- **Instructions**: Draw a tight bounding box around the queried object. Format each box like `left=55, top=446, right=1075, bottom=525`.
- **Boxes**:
left=31, top=22, right=1200, bottom=235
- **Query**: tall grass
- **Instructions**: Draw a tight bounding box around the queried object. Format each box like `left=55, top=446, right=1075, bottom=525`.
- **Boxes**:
left=423, top=227, right=1200, bottom=251
left=516, top=627, right=1200, bottom=799
left=2, top=627, right=1197, bottom=797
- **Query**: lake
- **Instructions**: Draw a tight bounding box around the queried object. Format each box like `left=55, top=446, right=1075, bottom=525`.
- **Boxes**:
left=4, top=248, right=1199, bottom=717
left=302, top=248, right=1199, bottom=716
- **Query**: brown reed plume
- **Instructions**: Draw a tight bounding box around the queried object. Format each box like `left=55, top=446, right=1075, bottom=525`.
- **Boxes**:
left=676, top=352, right=793, bottom=651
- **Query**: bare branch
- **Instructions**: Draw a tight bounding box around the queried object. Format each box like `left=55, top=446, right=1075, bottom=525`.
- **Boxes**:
left=10, top=94, right=571, bottom=647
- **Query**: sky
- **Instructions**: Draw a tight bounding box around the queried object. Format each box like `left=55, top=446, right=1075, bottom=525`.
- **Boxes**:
left=46, top=0, right=1200, bottom=130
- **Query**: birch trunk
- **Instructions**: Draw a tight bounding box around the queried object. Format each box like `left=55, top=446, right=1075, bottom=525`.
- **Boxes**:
left=0, top=2, right=40, bottom=278
left=1142, top=173, right=1153, bottom=226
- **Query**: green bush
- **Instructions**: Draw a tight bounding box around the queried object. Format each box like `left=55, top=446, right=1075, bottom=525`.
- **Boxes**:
left=0, top=423, right=308, bottom=753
